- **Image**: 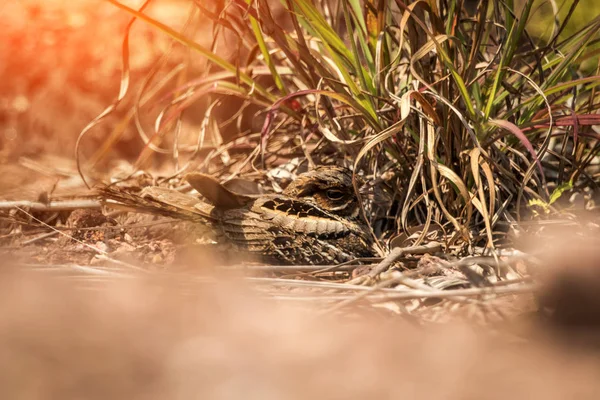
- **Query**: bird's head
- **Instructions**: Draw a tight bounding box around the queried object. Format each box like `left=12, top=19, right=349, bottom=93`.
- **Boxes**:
left=283, top=166, right=363, bottom=219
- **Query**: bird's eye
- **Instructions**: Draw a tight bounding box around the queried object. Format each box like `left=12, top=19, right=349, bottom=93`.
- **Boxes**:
left=325, top=189, right=345, bottom=200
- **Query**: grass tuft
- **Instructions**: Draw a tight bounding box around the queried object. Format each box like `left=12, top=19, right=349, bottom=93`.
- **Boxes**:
left=85, top=0, right=600, bottom=252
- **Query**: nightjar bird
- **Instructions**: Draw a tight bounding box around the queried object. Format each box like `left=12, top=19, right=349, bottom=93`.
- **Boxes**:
left=100, top=166, right=376, bottom=265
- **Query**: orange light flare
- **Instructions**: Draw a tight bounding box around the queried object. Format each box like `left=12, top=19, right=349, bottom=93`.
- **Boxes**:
left=0, top=0, right=203, bottom=160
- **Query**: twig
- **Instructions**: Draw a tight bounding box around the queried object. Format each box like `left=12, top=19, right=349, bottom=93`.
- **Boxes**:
left=323, top=270, right=446, bottom=314
left=94, top=254, right=151, bottom=273
left=224, top=264, right=364, bottom=273
left=348, top=241, right=443, bottom=285
left=0, top=199, right=101, bottom=211
left=23, top=263, right=130, bottom=276
left=21, top=231, right=59, bottom=245
left=279, top=283, right=538, bottom=303
left=54, top=264, right=132, bottom=277
left=245, top=276, right=406, bottom=292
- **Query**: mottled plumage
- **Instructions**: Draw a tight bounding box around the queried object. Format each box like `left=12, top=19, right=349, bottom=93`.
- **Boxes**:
left=100, top=166, right=375, bottom=265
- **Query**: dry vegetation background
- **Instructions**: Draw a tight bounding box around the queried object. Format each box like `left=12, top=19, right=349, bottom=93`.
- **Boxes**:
left=1, top=0, right=600, bottom=397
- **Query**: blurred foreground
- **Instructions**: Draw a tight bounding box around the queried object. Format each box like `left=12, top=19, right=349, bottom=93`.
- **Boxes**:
left=2, top=237, right=600, bottom=399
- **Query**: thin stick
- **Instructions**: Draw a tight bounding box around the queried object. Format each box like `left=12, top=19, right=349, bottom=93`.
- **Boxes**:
left=281, top=283, right=538, bottom=303
left=0, top=199, right=101, bottom=211
left=348, top=241, right=443, bottom=285
left=21, top=231, right=59, bottom=245
left=245, top=276, right=405, bottom=292
left=224, top=264, right=363, bottom=273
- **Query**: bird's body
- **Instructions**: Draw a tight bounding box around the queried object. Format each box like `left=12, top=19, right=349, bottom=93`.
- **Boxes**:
left=101, top=166, right=375, bottom=265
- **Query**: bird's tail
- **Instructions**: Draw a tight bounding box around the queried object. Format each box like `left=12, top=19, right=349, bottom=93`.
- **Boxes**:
left=98, top=185, right=217, bottom=223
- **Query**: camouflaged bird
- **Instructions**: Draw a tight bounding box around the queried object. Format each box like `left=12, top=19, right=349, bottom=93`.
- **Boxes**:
left=100, top=166, right=376, bottom=265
